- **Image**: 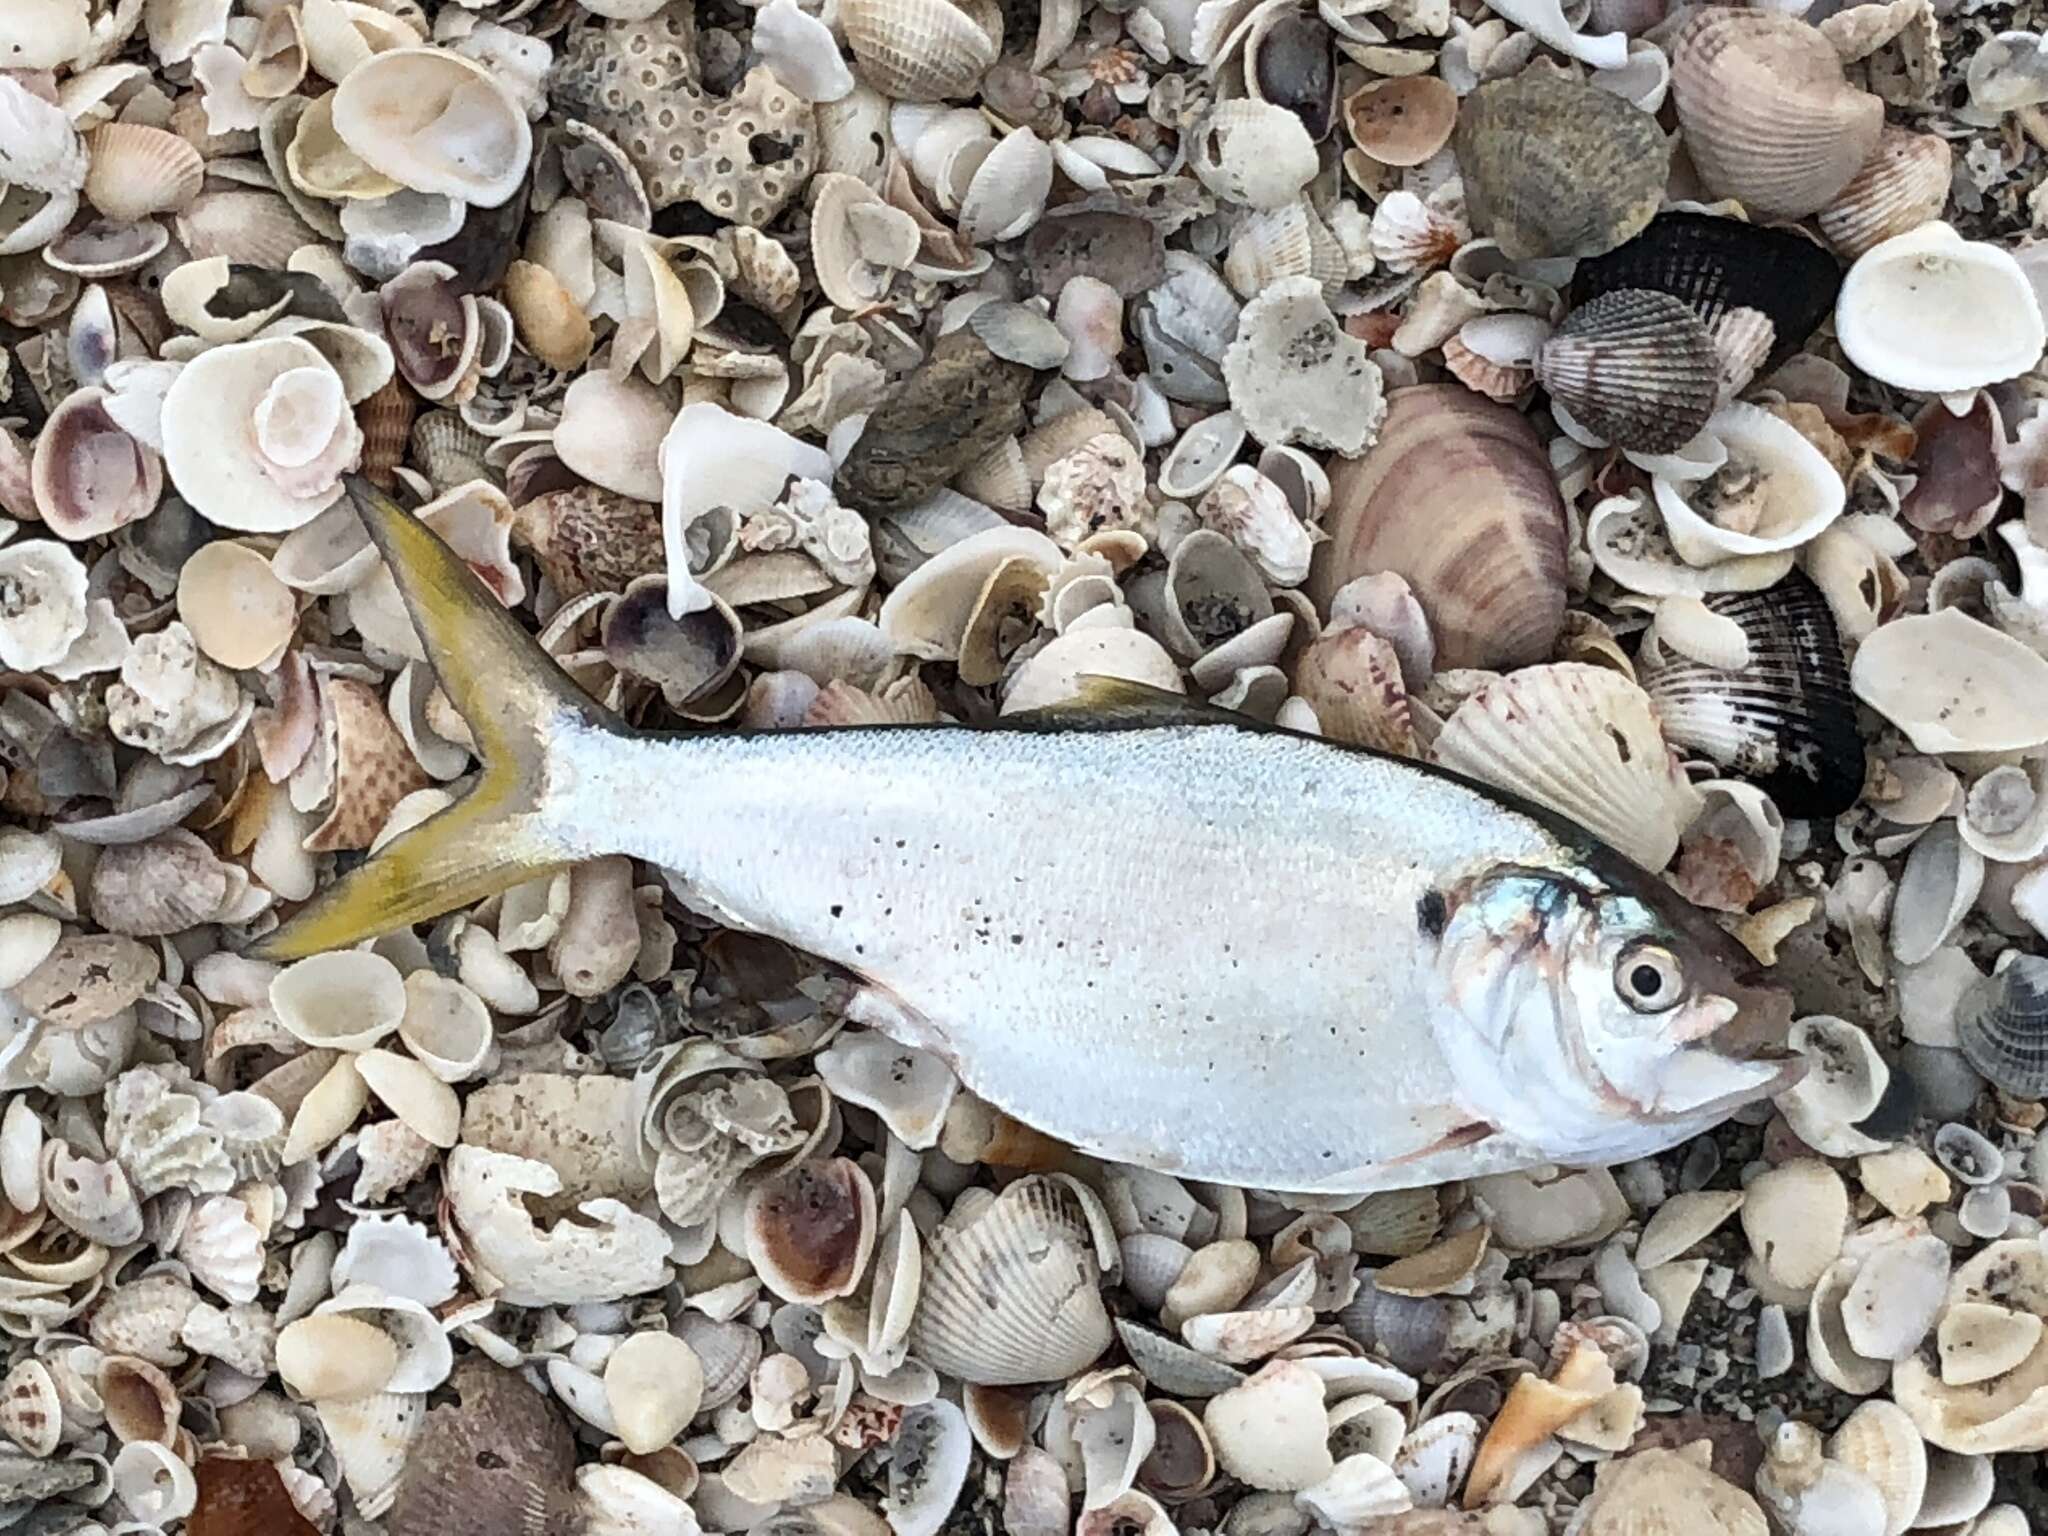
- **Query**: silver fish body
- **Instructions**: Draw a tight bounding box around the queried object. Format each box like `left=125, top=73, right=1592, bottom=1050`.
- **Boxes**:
left=554, top=716, right=1790, bottom=1191
left=257, top=482, right=1798, bottom=1194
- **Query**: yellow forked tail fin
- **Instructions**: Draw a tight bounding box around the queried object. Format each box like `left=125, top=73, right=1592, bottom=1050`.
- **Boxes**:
left=247, top=478, right=622, bottom=961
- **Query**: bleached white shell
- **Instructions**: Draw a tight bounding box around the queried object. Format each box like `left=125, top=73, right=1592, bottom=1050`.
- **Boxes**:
left=1740, top=1159, right=1848, bottom=1292
left=1203, top=1360, right=1332, bottom=1492
left=1430, top=662, right=1702, bottom=870
left=331, top=47, right=532, bottom=207
left=1836, top=223, right=2047, bottom=393
left=886, top=1399, right=975, bottom=1536
left=111, top=1440, right=197, bottom=1524
left=175, top=1194, right=266, bottom=1304
left=661, top=402, right=837, bottom=617
left=0, top=541, right=91, bottom=671
left=1777, top=1015, right=1890, bottom=1159
left=397, top=970, right=492, bottom=1082
left=316, top=1285, right=453, bottom=1392
left=1851, top=608, right=2048, bottom=754
left=1827, top=1400, right=1927, bottom=1536
left=1190, top=100, right=1318, bottom=211
left=1937, top=1303, right=2044, bottom=1387
left=880, top=524, right=1063, bottom=662
left=1842, top=1235, right=1950, bottom=1363
left=1652, top=403, right=1845, bottom=567
left=1002, top=626, right=1185, bottom=714
left=270, top=949, right=406, bottom=1051
left=317, top=1392, right=423, bottom=1519
left=603, top=1331, right=705, bottom=1455
left=332, top=1213, right=458, bottom=1307
left=909, top=1175, right=1116, bottom=1385
left=443, top=1147, right=672, bottom=1307
left=277, top=1312, right=402, bottom=1400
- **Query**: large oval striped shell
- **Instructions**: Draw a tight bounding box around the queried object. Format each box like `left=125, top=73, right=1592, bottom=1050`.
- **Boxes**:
left=1636, top=572, right=1864, bottom=818
left=1670, top=8, right=1882, bottom=220
left=1536, top=289, right=1718, bottom=454
left=1311, top=385, right=1568, bottom=672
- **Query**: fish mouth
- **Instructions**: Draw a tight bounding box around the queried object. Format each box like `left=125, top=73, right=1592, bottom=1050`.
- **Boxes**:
left=1704, top=967, right=1803, bottom=1088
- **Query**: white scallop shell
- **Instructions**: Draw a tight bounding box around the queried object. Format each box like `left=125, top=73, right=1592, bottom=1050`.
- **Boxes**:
left=175, top=1194, right=265, bottom=1305
left=1430, top=662, right=1703, bottom=871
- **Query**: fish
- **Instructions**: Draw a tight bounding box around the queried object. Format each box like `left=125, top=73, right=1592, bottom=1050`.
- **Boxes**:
left=252, top=479, right=1801, bottom=1194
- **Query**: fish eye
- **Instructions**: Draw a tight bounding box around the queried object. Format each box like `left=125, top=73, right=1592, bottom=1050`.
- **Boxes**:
left=1615, top=943, right=1685, bottom=1013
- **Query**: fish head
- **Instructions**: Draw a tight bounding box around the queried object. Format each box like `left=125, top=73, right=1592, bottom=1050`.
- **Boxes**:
left=1427, top=854, right=1800, bottom=1165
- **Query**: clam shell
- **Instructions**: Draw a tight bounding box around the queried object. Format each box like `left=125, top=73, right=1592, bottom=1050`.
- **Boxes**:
left=1836, top=222, right=2047, bottom=393
left=1203, top=1360, right=1332, bottom=1493
left=1573, top=1448, right=1767, bottom=1536
left=1572, top=211, right=1842, bottom=377
left=1955, top=956, right=2048, bottom=1099
left=744, top=1157, right=878, bottom=1305
left=1431, top=663, right=1703, bottom=871
left=1850, top=608, right=2048, bottom=755
left=83, top=124, right=203, bottom=223
left=1670, top=8, right=1883, bottom=220
left=1652, top=402, right=1845, bottom=566
left=324, top=1392, right=428, bottom=1524
left=1536, top=288, right=1718, bottom=455
left=176, top=540, right=296, bottom=670
left=1452, top=71, right=1668, bottom=260
left=331, top=48, right=531, bottom=207
left=1343, top=76, right=1458, bottom=169
left=1635, top=572, right=1862, bottom=817
left=909, top=1175, right=1115, bottom=1386
left=1827, top=1400, right=1926, bottom=1536
left=841, top=0, right=1000, bottom=103
left=1312, top=385, right=1567, bottom=672
left=0, top=1360, right=61, bottom=1458
left=1817, top=126, right=1952, bottom=261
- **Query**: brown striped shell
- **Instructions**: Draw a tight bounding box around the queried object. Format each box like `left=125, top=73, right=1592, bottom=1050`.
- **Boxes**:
left=1670, top=8, right=1883, bottom=220
left=1816, top=126, right=1952, bottom=260
left=1535, top=288, right=1719, bottom=454
left=1309, top=385, right=1568, bottom=672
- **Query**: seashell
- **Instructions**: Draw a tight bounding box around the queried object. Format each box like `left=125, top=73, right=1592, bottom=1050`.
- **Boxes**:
left=1225, top=203, right=1348, bottom=300
left=0, top=75, right=87, bottom=195
left=160, top=337, right=358, bottom=533
left=1758, top=1423, right=1888, bottom=1536
left=1452, top=72, right=1669, bottom=261
left=1743, top=1156, right=1850, bottom=1292
left=355, top=1050, right=461, bottom=1149
left=175, top=541, right=297, bottom=670
left=1835, top=222, right=2047, bottom=393
left=89, top=1272, right=200, bottom=1366
left=1572, top=212, right=1843, bottom=378
left=1369, top=189, right=1469, bottom=277
left=322, top=1391, right=427, bottom=1521
left=445, top=1147, right=673, bottom=1307
left=330, top=48, right=530, bottom=208
left=396, top=971, right=491, bottom=1083
left=1851, top=609, right=2048, bottom=755
left=98, top=1353, right=180, bottom=1445
left=1937, top=1302, right=2043, bottom=1388
left=1343, top=77, right=1458, bottom=169
left=0, top=1360, right=61, bottom=1458
left=886, top=1399, right=974, bottom=1536
left=1221, top=276, right=1385, bottom=456
left=745, top=1157, right=878, bottom=1305
left=1203, top=1360, right=1332, bottom=1493
left=1670, top=8, right=1883, bottom=220
left=113, top=1440, right=197, bottom=1524
left=1299, top=1455, right=1412, bottom=1527
left=1431, top=663, right=1700, bottom=870
left=1817, top=126, right=1951, bottom=261
left=1312, top=385, right=1566, bottom=672
left=1956, top=957, right=2048, bottom=1100
left=317, top=1287, right=452, bottom=1394
left=1653, top=402, right=1844, bottom=568
left=1442, top=313, right=1549, bottom=402
left=83, top=124, right=202, bottom=224
left=1536, top=290, right=1717, bottom=455
left=1293, top=626, right=1415, bottom=756
left=333, top=1213, right=458, bottom=1307
left=1635, top=572, right=1862, bottom=817
left=1571, top=1447, right=1767, bottom=1536
left=0, top=0, right=90, bottom=70
left=175, top=1194, right=265, bottom=1305
left=1827, top=1400, right=1925, bottom=1536
left=910, top=1175, right=1115, bottom=1386
left=270, top=949, right=406, bottom=1052
left=602, top=1332, right=703, bottom=1457
left=1191, top=101, right=1320, bottom=212
left=44, top=1141, right=143, bottom=1246
left=841, top=0, right=1000, bottom=102
left=30, top=386, right=162, bottom=540
left=277, top=1313, right=402, bottom=1401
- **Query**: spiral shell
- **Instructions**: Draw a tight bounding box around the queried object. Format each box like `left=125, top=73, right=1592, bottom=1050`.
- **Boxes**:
left=1536, top=289, right=1719, bottom=454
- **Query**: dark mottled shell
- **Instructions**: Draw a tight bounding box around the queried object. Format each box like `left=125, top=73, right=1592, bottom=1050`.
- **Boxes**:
left=1572, top=212, right=1842, bottom=374
left=1957, top=957, right=2048, bottom=1100
left=1636, top=571, right=1863, bottom=818
left=510, top=483, right=665, bottom=599
left=836, top=329, right=1036, bottom=513
left=1536, top=289, right=1719, bottom=454
left=1451, top=72, right=1669, bottom=261
left=387, top=1361, right=580, bottom=1536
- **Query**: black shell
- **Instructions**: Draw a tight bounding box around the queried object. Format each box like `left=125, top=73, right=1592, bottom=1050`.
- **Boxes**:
left=1957, top=957, right=2048, bottom=1100
left=1571, top=211, right=1843, bottom=374
left=1636, top=570, right=1864, bottom=818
